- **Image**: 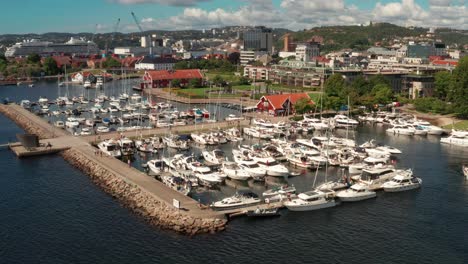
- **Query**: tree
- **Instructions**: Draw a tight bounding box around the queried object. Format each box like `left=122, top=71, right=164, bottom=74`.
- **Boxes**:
left=42, top=57, right=59, bottom=76
left=294, top=97, right=314, bottom=114
left=448, top=56, right=468, bottom=118
left=211, top=75, right=224, bottom=87
left=170, top=79, right=181, bottom=88
left=324, top=73, right=345, bottom=97
left=433, top=71, right=451, bottom=100
left=26, top=53, right=41, bottom=64
left=350, top=75, right=371, bottom=96
left=188, top=78, right=202, bottom=88
left=102, top=57, right=121, bottom=68
left=237, top=76, right=250, bottom=85
left=227, top=52, right=240, bottom=65
left=372, top=83, right=393, bottom=104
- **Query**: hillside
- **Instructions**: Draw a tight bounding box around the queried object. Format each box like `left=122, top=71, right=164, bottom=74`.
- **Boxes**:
left=280, top=23, right=468, bottom=53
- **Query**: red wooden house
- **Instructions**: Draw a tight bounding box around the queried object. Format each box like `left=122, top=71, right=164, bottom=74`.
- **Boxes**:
left=142, top=69, right=203, bottom=88
left=256, top=93, right=312, bottom=116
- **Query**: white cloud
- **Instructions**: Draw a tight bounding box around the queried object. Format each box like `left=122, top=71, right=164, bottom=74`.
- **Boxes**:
left=111, top=0, right=211, bottom=7
left=109, top=0, right=467, bottom=32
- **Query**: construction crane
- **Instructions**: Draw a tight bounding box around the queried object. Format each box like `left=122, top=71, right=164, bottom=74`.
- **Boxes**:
left=104, top=18, right=120, bottom=56
left=87, top=23, right=98, bottom=56
left=131, top=11, right=153, bottom=57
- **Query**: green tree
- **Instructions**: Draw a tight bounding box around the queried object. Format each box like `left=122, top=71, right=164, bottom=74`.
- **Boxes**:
left=350, top=75, right=371, bottom=96
left=103, top=57, right=121, bottom=68
left=372, top=83, right=393, bottom=104
left=211, top=75, right=224, bottom=87
left=188, top=78, right=202, bottom=88
left=434, top=71, right=451, bottom=100
left=294, top=97, right=314, bottom=114
left=238, top=76, right=250, bottom=85
left=170, top=79, right=181, bottom=88
left=42, top=57, right=59, bottom=76
left=448, top=56, right=468, bottom=118
left=324, top=73, right=345, bottom=97
left=26, top=53, right=41, bottom=64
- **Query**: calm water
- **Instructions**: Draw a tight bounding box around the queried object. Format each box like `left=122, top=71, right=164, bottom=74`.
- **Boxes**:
left=1, top=83, right=468, bottom=263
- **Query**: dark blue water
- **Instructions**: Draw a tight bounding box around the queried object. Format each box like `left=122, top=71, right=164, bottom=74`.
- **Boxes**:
left=1, top=84, right=468, bottom=263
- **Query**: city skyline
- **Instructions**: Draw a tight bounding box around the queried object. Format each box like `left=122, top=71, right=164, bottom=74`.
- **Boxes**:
left=0, top=0, right=466, bottom=34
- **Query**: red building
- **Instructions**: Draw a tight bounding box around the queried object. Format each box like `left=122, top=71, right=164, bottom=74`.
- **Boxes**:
left=142, top=69, right=203, bottom=88
left=256, top=93, right=312, bottom=116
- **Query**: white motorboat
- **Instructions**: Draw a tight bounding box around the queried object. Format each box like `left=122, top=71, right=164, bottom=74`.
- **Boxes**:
left=97, top=139, right=121, bottom=158
left=225, top=127, right=243, bottom=142
left=202, top=149, right=226, bottom=165
left=237, top=161, right=267, bottom=181
left=463, top=165, right=468, bottom=179
left=96, top=126, right=110, bottom=133
left=211, top=192, right=261, bottom=210
left=96, top=76, right=104, bottom=89
left=252, top=156, right=289, bottom=177
left=54, top=121, right=65, bottom=128
left=382, top=170, right=422, bottom=192
left=287, top=153, right=317, bottom=169
left=118, top=137, right=135, bottom=156
left=440, top=132, right=468, bottom=147
left=302, top=117, right=329, bottom=131
left=351, top=165, right=398, bottom=190
left=253, top=119, right=274, bottom=128
left=386, top=124, right=415, bottom=136
left=333, top=114, right=359, bottom=128
left=83, top=80, right=92, bottom=88
left=38, top=96, right=48, bottom=105
left=243, top=127, right=273, bottom=139
left=163, top=136, right=190, bottom=150
left=80, top=128, right=92, bottom=136
left=161, top=175, right=191, bottom=196
left=262, top=185, right=296, bottom=202
left=284, top=189, right=336, bottom=211
left=135, top=139, right=156, bottom=153
left=225, top=114, right=245, bottom=121
left=221, top=162, right=251, bottom=181
left=65, top=118, right=79, bottom=128
left=336, top=183, right=376, bottom=202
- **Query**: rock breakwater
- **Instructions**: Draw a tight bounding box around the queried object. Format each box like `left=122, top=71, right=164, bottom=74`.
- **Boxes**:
left=0, top=104, right=56, bottom=139
left=61, top=148, right=227, bottom=235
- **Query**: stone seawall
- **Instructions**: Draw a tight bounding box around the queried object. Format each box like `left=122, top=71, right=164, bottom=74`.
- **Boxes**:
left=61, top=148, right=227, bottom=235
left=0, top=104, right=53, bottom=139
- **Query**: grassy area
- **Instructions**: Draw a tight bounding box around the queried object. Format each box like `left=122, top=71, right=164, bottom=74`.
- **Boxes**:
left=442, top=120, right=468, bottom=130
left=205, top=72, right=241, bottom=83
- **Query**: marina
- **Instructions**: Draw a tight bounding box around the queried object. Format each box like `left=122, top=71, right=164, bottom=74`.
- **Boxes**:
left=1, top=80, right=467, bottom=233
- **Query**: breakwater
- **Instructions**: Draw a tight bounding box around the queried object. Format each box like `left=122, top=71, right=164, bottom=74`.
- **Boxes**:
left=62, top=148, right=227, bottom=235
left=0, top=104, right=67, bottom=139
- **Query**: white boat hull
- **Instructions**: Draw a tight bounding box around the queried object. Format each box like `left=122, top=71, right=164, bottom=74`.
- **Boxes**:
left=284, top=198, right=336, bottom=211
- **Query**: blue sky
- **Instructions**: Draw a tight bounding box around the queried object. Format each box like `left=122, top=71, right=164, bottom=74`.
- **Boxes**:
left=0, top=0, right=464, bottom=34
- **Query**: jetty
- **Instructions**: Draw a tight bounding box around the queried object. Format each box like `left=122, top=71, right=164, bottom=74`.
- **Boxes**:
left=0, top=103, right=284, bottom=235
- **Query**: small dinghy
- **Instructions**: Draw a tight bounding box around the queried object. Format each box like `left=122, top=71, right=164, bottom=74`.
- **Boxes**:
left=246, top=208, right=281, bottom=217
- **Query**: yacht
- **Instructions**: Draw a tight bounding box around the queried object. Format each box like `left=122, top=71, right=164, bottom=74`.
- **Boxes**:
left=302, top=117, right=329, bottom=131
left=38, top=96, right=48, bottom=105
left=161, top=175, right=191, bottom=196
left=243, top=127, right=274, bottom=139
left=202, top=149, right=226, bottom=165
left=83, top=79, right=92, bottom=88
left=225, top=114, right=245, bottom=121
left=284, top=189, right=336, bottom=211
left=382, top=170, right=422, bottom=192
left=79, top=127, right=92, bottom=136
left=262, top=185, right=296, bottom=202
left=163, top=136, right=190, bottom=150
left=333, top=114, right=359, bottom=128
left=211, top=192, right=261, bottom=210
left=54, top=120, right=65, bottom=128
left=287, top=153, right=317, bottom=169
left=95, top=76, right=104, bottom=89
left=251, top=156, right=289, bottom=177
left=96, top=126, right=110, bottom=133
left=440, top=132, right=468, bottom=147
left=351, top=165, right=399, bottom=190
left=118, top=137, right=135, bottom=156
left=221, top=162, right=251, bottom=181
left=135, top=139, right=157, bottom=153
left=336, top=183, right=376, bottom=202
left=386, top=124, right=415, bottom=136
left=97, top=140, right=122, bottom=158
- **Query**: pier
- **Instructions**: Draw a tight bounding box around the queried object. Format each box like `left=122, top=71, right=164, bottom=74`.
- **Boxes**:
left=0, top=102, right=286, bottom=234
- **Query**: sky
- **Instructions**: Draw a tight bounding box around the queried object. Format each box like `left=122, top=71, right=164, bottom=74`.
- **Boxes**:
left=0, top=0, right=466, bottom=34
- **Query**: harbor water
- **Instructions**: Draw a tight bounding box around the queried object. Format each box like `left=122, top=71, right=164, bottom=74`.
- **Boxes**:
left=1, top=81, right=468, bottom=263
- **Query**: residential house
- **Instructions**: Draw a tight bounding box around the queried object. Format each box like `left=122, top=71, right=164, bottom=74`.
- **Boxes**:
left=256, top=93, right=312, bottom=116
left=141, top=69, right=203, bottom=88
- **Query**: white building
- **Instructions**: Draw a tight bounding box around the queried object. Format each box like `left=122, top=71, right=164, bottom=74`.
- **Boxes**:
left=244, top=66, right=269, bottom=81
left=135, top=57, right=178, bottom=70
left=295, top=43, right=320, bottom=62
left=240, top=50, right=256, bottom=65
